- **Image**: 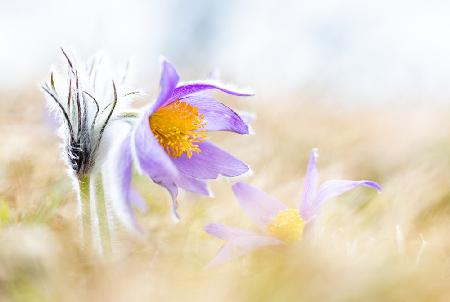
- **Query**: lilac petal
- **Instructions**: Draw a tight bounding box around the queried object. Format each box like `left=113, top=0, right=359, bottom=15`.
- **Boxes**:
left=172, top=80, right=253, bottom=100
left=132, top=121, right=181, bottom=220
left=173, top=176, right=209, bottom=221
left=106, top=134, right=141, bottom=233
left=132, top=111, right=179, bottom=184
left=306, top=180, right=382, bottom=220
left=176, top=173, right=210, bottom=195
left=129, top=188, right=147, bottom=213
left=156, top=173, right=209, bottom=221
left=299, top=149, right=319, bottom=220
left=172, top=141, right=249, bottom=180
left=206, top=243, right=236, bottom=268
left=205, top=223, right=281, bottom=267
left=184, top=96, right=249, bottom=134
left=133, top=127, right=210, bottom=220
left=160, top=181, right=180, bottom=221
left=151, top=59, right=180, bottom=113
left=232, top=182, right=287, bottom=228
left=204, top=223, right=259, bottom=240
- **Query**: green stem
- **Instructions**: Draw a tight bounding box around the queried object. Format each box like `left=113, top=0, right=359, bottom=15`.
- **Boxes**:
left=94, top=174, right=112, bottom=255
left=78, top=175, right=92, bottom=250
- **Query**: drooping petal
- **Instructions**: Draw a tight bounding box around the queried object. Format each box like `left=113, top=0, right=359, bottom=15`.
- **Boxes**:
left=132, top=113, right=184, bottom=220
left=162, top=181, right=180, bottom=222
left=154, top=173, right=209, bottom=222
left=183, top=96, right=249, bottom=134
left=172, top=80, right=254, bottom=100
left=151, top=59, right=180, bottom=113
left=172, top=141, right=249, bottom=180
left=299, top=149, right=319, bottom=220
left=176, top=173, right=210, bottom=195
left=232, top=182, right=287, bottom=228
left=204, top=223, right=281, bottom=267
left=306, top=180, right=382, bottom=220
left=104, top=134, right=141, bottom=233
left=173, top=174, right=210, bottom=219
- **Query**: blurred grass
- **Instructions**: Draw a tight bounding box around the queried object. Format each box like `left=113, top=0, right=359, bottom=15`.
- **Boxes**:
left=0, top=90, right=449, bottom=301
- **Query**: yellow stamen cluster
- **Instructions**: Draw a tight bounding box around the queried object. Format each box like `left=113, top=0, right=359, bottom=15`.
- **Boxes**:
left=149, top=100, right=207, bottom=158
left=267, top=208, right=305, bottom=242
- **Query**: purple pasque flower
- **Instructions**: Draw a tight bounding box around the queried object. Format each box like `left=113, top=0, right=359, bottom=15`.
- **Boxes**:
left=204, top=149, right=381, bottom=266
left=109, top=59, right=252, bottom=231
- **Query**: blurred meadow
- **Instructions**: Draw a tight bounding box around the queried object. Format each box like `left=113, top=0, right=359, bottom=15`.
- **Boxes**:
left=1, top=0, right=450, bottom=301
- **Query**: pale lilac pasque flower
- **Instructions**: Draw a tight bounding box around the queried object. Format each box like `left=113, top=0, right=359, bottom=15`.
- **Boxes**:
left=108, top=59, right=253, bottom=231
left=42, top=49, right=141, bottom=252
left=204, top=149, right=381, bottom=266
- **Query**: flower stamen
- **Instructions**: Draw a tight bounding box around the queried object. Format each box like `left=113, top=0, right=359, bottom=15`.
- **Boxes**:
left=149, top=100, right=207, bottom=158
left=267, top=208, right=305, bottom=242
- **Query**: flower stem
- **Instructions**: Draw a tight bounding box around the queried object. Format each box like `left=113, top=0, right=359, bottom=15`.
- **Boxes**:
left=78, top=173, right=113, bottom=255
left=78, top=175, right=92, bottom=250
left=93, top=174, right=112, bottom=255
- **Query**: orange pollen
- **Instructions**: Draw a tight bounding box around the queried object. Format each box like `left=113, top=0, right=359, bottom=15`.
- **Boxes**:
left=149, top=100, right=207, bottom=158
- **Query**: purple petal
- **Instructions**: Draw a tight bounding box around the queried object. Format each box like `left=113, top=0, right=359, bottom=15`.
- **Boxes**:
left=106, top=134, right=141, bottom=233
left=160, top=181, right=180, bottom=221
left=156, top=172, right=209, bottom=221
left=132, top=111, right=179, bottom=184
left=132, top=116, right=184, bottom=220
left=183, top=96, right=249, bottom=134
left=129, top=188, right=147, bottom=213
left=133, top=122, right=211, bottom=220
left=299, top=149, right=319, bottom=220
left=204, top=223, right=259, bottom=240
left=206, top=243, right=236, bottom=268
left=232, top=182, right=287, bottom=228
left=176, top=173, right=210, bottom=195
left=205, top=223, right=281, bottom=267
left=151, top=59, right=180, bottom=112
left=172, top=80, right=253, bottom=100
left=306, top=180, right=381, bottom=220
left=172, top=141, right=249, bottom=180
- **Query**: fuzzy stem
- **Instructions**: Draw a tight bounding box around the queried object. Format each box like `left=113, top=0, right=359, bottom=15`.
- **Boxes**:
left=78, top=175, right=92, bottom=250
left=93, top=174, right=112, bottom=255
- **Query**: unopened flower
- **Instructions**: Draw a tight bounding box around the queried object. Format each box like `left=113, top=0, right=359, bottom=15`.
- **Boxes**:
left=41, top=49, right=139, bottom=252
left=41, top=49, right=134, bottom=177
left=204, top=149, right=381, bottom=266
left=108, top=59, right=253, bottom=231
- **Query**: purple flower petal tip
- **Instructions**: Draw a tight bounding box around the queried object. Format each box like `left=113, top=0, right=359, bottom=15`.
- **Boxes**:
left=173, top=80, right=254, bottom=99
left=204, top=223, right=220, bottom=237
left=231, top=181, right=247, bottom=194
left=158, top=56, right=175, bottom=70
left=363, top=180, right=382, bottom=192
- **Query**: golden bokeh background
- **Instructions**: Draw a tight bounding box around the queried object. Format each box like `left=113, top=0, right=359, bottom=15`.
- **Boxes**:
left=1, top=90, right=449, bottom=301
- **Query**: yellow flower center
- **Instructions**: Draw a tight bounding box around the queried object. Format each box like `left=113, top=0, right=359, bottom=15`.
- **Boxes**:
left=267, top=208, right=305, bottom=242
left=149, top=100, right=207, bottom=158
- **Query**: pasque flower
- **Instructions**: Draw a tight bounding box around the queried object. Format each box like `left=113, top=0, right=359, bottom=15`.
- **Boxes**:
left=204, top=149, right=381, bottom=266
left=41, top=49, right=138, bottom=252
left=42, top=50, right=117, bottom=177
left=108, top=59, right=253, bottom=231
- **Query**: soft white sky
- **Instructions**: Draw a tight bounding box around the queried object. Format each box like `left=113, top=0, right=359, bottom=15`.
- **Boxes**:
left=1, top=0, right=450, bottom=102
